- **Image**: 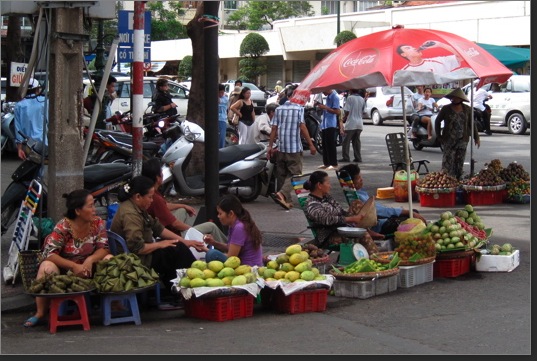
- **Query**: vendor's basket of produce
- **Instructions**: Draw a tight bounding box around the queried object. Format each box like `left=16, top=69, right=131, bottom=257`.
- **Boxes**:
left=328, top=254, right=400, bottom=281
left=184, top=293, right=255, bottom=321
left=370, top=251, right=435, bottom=266
left=475, top=243, right=519, bottom=272
left=461, top=167, right=506, bottom=206
left=415, top=172, right=459, bottom=207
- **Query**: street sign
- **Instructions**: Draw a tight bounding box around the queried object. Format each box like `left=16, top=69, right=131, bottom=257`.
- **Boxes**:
left=117, top=47, right=151, bottom=64
left=9, top=62, right=31, bottom=87
left=118, top=10, right=151, bottom=47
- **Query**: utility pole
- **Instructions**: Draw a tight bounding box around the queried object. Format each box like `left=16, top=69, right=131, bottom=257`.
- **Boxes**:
left=131, top=1, right=145, bottom=176
left=47, top=4, right=86, bottom=221
left=95, top=20, right=105, bottom=72
left=337, top=1, right=340, bottom=34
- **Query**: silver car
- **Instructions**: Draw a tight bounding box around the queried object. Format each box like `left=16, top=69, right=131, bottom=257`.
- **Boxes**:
left=363, top=86, right=415, bottom=125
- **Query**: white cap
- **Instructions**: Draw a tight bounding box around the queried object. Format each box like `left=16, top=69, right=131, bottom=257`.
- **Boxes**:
left=28, top=78, right=40, bottom=89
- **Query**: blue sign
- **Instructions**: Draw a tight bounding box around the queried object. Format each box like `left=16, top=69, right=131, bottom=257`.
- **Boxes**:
left=118, top=10, right=151, bottom=47
left=117, top=47, right=151, bottom=63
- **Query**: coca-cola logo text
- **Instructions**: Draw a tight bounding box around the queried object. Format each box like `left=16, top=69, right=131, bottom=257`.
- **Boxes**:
left=339, top=48, right=379, bottom=78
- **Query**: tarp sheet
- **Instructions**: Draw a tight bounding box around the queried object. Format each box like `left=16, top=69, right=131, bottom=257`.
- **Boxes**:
left=476, top=43, right=530, bottom=68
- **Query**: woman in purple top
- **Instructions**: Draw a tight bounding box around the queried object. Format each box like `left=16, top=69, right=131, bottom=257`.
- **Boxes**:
left=203, top=195, right=263, bottom=267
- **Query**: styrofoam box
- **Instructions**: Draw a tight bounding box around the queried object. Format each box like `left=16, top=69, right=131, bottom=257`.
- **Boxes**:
left=332, top=274, right=398, bottom=299
left=398, top=261, right=434, bottom=288
left=475, top=249, right=520, bottom=272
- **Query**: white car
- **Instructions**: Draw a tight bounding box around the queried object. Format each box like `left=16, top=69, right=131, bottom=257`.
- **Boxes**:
left=363, top=86, right=415, bottom=125
left=463, top=75, right=530, bottom=135
left=83, top=76, right=190, bottom=116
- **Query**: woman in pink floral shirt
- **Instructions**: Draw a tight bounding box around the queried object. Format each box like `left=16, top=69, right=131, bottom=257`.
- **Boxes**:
left=24, top=189, right=112, bottom=328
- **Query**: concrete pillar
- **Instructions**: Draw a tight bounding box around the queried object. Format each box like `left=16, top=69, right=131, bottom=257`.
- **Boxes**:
left=47, top=7, right=85, bottom=221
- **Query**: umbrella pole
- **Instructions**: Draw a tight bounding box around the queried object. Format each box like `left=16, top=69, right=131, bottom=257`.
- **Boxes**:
left=401, top=86, right=413, bottom=218
left=470, top=81, right=476, bottom=177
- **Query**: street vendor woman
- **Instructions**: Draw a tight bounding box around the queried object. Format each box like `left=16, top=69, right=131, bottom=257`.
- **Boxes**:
left=303, top=171, right=379, bottom=255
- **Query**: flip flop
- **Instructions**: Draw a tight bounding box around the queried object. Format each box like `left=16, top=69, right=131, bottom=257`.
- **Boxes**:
left=270, top=193, right=291, bottom=210
left=23, top=316, right=45, bottom=328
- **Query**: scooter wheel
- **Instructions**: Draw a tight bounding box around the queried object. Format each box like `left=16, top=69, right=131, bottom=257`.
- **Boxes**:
left=412, top=141, right=424, bottom=151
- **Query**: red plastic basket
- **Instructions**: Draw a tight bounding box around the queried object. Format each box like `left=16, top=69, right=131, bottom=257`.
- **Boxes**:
left=433, top=255, right=471, bottom=278
left=263, top=287, right=328, bottom=314
left=418, top=191, right=456, bottom=207
left=465, top=190, right=507, bottom=206
left=184, top=294, right=254, bottom=322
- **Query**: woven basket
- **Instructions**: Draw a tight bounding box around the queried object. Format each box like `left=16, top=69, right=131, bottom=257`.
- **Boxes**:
left=370, top=252, right=436, bottom=266
left=329, top=267, right=399, bottom=281
left=18, top=250, right=43, bottom=292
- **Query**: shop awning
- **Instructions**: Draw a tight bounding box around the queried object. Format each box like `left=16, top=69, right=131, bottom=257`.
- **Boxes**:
left=476, top=43, right=530, bottom=68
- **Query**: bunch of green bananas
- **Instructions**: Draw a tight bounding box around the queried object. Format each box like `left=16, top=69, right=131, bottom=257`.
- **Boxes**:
left=94, top=253, right=159, bottom=293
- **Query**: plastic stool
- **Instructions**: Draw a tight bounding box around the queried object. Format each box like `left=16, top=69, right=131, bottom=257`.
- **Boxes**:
left=49, top=294, right=91, bottom=334
left=101, top=293, right=141, bottom=326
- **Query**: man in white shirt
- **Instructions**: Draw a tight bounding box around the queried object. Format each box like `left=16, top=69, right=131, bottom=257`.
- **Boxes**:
left=472, top=82, right=493, bottom=135
left=397, top=41, right=462, bottom=73
left=253, top=103, right=278, bottom=142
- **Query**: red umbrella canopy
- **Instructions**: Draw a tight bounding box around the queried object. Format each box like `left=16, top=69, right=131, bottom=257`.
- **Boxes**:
left=292, top=26, right=513, bottom=103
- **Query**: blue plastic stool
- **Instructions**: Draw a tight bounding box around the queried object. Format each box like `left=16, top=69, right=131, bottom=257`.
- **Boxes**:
left=101, top=293, right=141, bottom=326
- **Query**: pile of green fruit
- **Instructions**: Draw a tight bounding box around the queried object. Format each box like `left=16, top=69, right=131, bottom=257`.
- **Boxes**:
left=28, top=271, right=94, bottom=294
left=332, top=253, right=400, bottom=274
left=259, top=244, right=326, bottom=282
left=179, top=256, right=257, bottom=288
left=428, top=205, right=488, bottom=252
left=94, top=253, right=160, bottom=293
left=487, top=243, right=515, bottom=256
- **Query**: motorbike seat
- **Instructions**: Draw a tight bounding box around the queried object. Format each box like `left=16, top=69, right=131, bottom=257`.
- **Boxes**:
left=99, top=131, right=160, bottom=151
left=84, top=163, right=132, bottom=187
left=218, top=144, right=265, bottom=168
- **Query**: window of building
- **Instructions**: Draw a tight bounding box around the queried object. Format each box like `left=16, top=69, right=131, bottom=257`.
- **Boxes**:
left=353, top=1, right=384, bottom=12
left=223, top=1, right=237, bottom=10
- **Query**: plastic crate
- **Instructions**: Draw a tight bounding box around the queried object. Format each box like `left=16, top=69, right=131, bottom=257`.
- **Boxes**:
left=465, top=190, right=507, bottom=206
left=263, top=287, right=328, bottom=314
left=332, top=274, right=398, bottom=299
left=184, top=294, right=254, bottom=322
left=433, top=255, right=471, bottom=278
left=418, top=191, right=456, bottom=207
left=398, top=261, right=434, bottom=288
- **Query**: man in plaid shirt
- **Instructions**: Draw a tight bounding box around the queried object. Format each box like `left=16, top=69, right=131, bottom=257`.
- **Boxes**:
left=267, top=87, right=316, bottom=210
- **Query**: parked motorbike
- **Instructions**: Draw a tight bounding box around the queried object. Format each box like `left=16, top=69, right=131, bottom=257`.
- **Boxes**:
left=159, top=119, right=268, bottom=202
left=1, top=101, right=17, bottom=154
left=1, top=132, right=132, bottom=235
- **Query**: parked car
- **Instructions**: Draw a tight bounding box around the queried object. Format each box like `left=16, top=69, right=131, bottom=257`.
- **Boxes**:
left=463, top=75, right=530, bottom=135
left=363, top=86, right=415, bottom=125
left=223, top=82, right=267, bottom=115
left=83, top=76, right=190, bottom=117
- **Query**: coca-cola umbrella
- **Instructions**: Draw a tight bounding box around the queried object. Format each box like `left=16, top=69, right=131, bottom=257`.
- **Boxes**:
left=292, top=26, right=512, bottom=215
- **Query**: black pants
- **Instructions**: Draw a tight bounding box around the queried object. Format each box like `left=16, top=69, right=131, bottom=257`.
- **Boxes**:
left=321, top=127, right=339, bottom=167
left=150, top=242, right=196, bottom=294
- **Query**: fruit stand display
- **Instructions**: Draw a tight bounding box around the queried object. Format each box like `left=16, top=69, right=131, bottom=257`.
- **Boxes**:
left=461, top=167, right=506, bottom=206
left=475, top=243, right=520, bottom=272
left=498, top=161, right=531, bottom=204
left=415, top=172, right=459, bottom=207
left=328, top=254, right=400, bottom=299
left=370, top=218, right=436, bottom=288
left=260, top=244, right=334, bottom=314
left=173, top=257, right=260, bottom=322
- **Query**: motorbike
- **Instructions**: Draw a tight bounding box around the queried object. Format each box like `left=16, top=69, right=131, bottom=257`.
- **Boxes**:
left=1, top=132, right=133, bottom=235
left=303, top=105, right=343, bottom=154
left=1, top=101, right=17, bottom=154
left=409, top=105, right=485, bottom=151
left=159, top=119, right=269, bottom=203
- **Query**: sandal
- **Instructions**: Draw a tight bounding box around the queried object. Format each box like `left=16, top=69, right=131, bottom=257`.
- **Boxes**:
left=270, top=193, right=291, bottom=210
left=23, top=316, right=45, bottom=328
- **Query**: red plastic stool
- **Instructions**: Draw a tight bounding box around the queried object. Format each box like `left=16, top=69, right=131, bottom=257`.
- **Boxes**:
left=48, top=294, right=91, bottom=334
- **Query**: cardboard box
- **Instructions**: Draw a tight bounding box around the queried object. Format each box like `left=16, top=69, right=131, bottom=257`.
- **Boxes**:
left=475, top=249, right=520, bottom=272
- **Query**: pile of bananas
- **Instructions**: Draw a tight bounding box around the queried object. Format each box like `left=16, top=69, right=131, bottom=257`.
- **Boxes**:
left=94, top=253, right=160, bottom=293
left=28, top=271, right=95, bottom=294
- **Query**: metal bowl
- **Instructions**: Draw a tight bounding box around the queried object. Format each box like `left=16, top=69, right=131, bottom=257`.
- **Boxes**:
left=337, top=227, right=367, bottom=238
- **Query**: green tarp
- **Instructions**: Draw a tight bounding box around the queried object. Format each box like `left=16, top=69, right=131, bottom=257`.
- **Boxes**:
left=477, top=43, right=530, bottom=68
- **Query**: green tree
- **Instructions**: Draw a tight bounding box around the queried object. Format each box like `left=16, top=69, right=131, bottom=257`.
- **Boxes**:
left=146, top=1, right=188, bottom=41
left=238, top=33, right=269, bottom=83
left=227, top=1, right=314, bottom=31
left=178, top=55, right=193, bottom=80
left=334, top=30, right=357, bottom=47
